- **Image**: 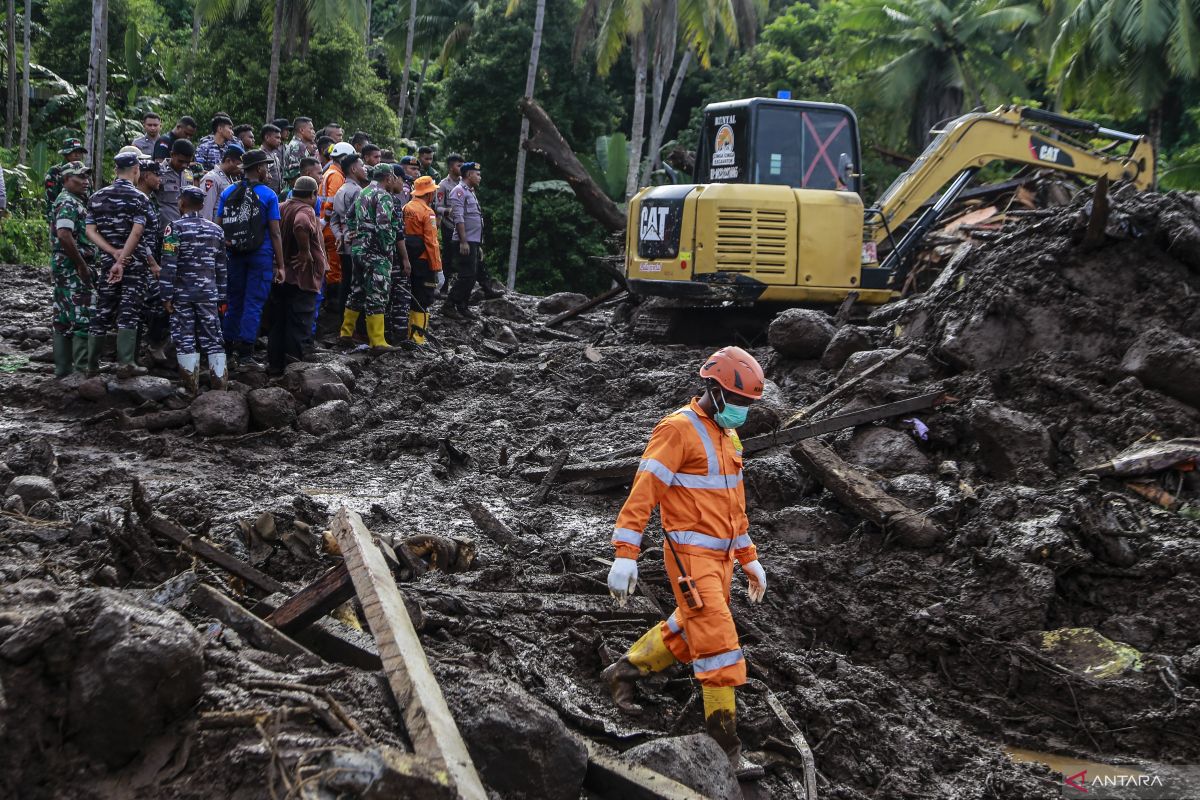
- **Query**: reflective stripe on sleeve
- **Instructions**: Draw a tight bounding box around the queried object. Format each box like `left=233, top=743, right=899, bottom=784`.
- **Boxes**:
left=613, top=528, right=643, bottom=546
left=693, top=648, right=744, bottom=674
left=638, top=458, right=741, bottom=490
left=666, top=611, right=688, bottom=641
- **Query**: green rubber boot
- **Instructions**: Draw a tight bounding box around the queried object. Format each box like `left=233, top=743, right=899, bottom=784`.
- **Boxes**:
left=52, top=332, right=74, bottom=377
left=85, top=335, right=103, bottom=377
left=114, top=328, right=147, bottom=378
left=72, top=336, right=88, bottom=374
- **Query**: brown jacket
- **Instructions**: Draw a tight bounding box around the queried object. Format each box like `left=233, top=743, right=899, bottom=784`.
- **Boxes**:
left=280, top=198, right=326, bottom=292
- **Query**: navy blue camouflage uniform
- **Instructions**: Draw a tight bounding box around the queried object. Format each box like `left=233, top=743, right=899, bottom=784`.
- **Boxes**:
left=87, top=177, right=154, bottom=335
left=159, top=210, right=227, bottom=356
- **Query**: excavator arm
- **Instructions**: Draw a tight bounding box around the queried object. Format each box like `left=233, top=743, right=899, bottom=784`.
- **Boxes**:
left=864, top=106, right=1155, bottom=274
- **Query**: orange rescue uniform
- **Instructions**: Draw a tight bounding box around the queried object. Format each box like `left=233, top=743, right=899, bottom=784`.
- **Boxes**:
left=319, top=161, right=345, bottom=284
left=402, top=199, right=442, bottom=272
left=613, top=398, right=757, bottom=686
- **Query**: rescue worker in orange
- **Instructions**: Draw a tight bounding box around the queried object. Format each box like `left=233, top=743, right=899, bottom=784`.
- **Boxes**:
left=319, top=143, right=353, bottom=315
left=399, top=175, right=442, bottom=345
left=604, top=346, right=768, bottom=776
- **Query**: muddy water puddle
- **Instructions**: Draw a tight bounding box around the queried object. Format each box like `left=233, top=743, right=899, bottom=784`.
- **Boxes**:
left=1005, top=746, right=1151, bottom=780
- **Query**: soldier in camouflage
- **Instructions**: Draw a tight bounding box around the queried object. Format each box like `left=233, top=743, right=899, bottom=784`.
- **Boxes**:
left=85, top=151, right=155, bottom=378
left=340, top=163, right=405, bottom=353
left=160, top=186, right=229, bottom=394
left=49, top=162, right=96, bottom=377
left=282, top=117, right=319, bottom=188
left=45, top=138, right=88, bottom=231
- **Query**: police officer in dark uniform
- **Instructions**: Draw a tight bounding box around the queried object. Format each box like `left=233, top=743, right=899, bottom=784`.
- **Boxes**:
left=160, top=186, right=229, bottom=393
left=85, top=151, right=155, bottom=378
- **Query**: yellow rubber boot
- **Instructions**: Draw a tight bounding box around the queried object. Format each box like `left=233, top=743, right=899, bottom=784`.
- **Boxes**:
left=365, top=314, right=393, bottom=354
left=339, top=308, right=360, bottom=343
left=408, top=311, right=428, bottom=345
left=627, top=624, right=678, bottom=674
left=703, top=686, right=762, bottom=779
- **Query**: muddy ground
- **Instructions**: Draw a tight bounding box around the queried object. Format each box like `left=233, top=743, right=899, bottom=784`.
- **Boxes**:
left=1, top=188, right=1199, bottom=799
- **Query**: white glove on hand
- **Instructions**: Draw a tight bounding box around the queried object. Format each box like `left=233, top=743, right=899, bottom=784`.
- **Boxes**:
left=436, top=271, right=446, bottom=289
left=607, top=557, right=638, bottom=606
left=743, top=559, right=767, bottom=603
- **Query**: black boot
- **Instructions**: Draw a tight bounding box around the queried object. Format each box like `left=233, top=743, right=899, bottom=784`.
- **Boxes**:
left=600, top=657, right=644, bottom=714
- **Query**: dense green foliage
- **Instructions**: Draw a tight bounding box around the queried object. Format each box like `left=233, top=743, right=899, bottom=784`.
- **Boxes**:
left=6, top=0, right=1200, bottom=283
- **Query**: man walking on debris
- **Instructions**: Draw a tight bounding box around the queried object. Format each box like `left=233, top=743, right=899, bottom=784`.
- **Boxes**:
left=159, top=186, right=228, bottom=393
left=605, top=346, right=768, bottom=777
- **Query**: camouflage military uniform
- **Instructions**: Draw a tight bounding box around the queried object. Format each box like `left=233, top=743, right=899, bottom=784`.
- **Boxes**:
left=87, top=177, right=155, bottom=335
left=159, top=210, right=227, bottom=356
left=282, top=137, right=317, bottom=186
left=194, top=135, right=229, bottom=173
left=44, top=162, right=69, bottom=228
left=49, top=189, right=96, bottom=339
left=346, top=182, right=397, bottom=316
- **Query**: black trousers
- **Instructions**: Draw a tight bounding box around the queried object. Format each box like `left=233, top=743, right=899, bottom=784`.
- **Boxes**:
left=449, top=242, right=481, bottom=307
left=267, top=282, right=317, bottom=372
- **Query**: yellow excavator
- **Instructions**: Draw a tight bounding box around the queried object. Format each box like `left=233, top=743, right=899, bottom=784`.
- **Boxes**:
left=624, top=100, right=1154, bottom=333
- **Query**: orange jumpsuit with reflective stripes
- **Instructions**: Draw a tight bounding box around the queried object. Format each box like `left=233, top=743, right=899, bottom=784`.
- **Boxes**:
left=319, top=162, right=345, bottom=284
left=613, top=398, right=757, bottom=686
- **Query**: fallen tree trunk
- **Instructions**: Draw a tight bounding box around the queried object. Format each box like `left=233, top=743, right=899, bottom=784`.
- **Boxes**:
left=520, top=97, right=625, bottom=233
left=790, top=440, right=945, bottom=548
left=543, top=285, right=627, bottom=328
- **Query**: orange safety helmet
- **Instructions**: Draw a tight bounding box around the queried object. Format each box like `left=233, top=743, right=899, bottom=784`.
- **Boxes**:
left=699, top=346, right=764, bottom=400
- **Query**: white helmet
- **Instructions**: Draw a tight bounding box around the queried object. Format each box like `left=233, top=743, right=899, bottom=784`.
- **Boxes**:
left=330, top=142, right=355, bottom=159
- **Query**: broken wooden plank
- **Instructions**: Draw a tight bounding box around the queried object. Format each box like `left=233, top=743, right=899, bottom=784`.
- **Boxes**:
left=782, top=345, right=914, bottom=427
left=264, top=564, right=356, bottom=635
left=131, top=480, right=287, bottom=595
left=192, top=584, right=323, bottom=666
left=832, top=290, right=859, bottom=327
left=254, top=591, right=383, bottom=670
left=580, top=739, right=709, bottom=800
left=332, top=507, right=488, bottom=800
left=544, top=285, right=626, bottom=328
left=749, top=678, right=818, bottom=800
left=791, top=439, right=945, bottom=547
left=742, top=392, right=948, bottom=455
left=421, top=589, right=660, bottom=621
left=530, top=450, right=570, bottom=506
left=519, top=457, right=641, bottom=484
left=1080, top=174, right=1109, bottom=251
left=462, top=498, right=523, bottom=549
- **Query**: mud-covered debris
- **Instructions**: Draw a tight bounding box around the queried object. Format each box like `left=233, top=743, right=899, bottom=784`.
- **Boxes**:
left=821, top=324, right=873, bottom=370
left=622, top=734, right=740, bottom=800
left=840, top=425, right=932, bottom=477
left=1120, top=327, right=1200, bottom=410
left=1039, top=627, right=1143, bottom=680
left=298, top=399, right=352, bottom=436
left=248, top=386, right=297, bottom=429
left=76, top=376, right=108, bottom=401
left=967, top=400, right=1054, bottom=482
left=107, top=375, right=175, bottom=403
left=5, top=475, right=58, bottom=505
left=537, top=292, right=589, bottom=314
left=296, top=746, right=454, bottom=799
left=190, top=390, right=250, bottom=436
left=768, top=307, right=835, bottom=359
left=4, top=436, right=57, bottom=477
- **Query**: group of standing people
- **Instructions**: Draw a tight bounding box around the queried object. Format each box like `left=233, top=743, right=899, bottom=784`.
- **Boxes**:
left=43, top=111, right=501, bottom=393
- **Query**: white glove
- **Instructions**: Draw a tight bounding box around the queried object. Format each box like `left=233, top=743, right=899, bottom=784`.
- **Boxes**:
left=607, top=557, right=638, bottom=606
left=743, top=559, right=767, bottom=603
left=436, top=271, right=446, bottom=289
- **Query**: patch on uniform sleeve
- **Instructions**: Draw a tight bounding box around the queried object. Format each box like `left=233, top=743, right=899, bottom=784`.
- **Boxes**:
left=162, top=226, right=178, bottom=254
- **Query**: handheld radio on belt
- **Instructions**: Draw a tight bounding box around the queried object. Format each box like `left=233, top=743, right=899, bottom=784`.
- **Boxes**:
left=664, top=533, right=704, bottom=611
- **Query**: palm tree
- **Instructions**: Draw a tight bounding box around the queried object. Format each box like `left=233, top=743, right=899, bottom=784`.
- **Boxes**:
left=18, top=0, right=28, bottom=162
left=1049, top=0, right=1200, bottom=152
left=843, top=0, right=1040, bottom=150
left=5, top=0, right=14, bottom=149
left=84, top=0, right=110, bottom=184
left=397, top=0, right=417, bottom=135
left=504, top=0, right=547, bottom=290
left=574, top=0, right=751, bottom=198
left=198, top=0, right=367, bottom=121
left=384, top=0, right=480, bottom=136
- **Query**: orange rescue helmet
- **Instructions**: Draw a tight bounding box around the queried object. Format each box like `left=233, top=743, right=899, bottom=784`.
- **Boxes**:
left=699, top=346, right=764, bottom=400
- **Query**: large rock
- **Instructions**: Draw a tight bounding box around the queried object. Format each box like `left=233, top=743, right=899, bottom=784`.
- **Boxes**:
left=744, top=453, right=809, bottom=510
left=66, top=590, right=205, bottom=766
left=247, top=387, right=297, bottom=429
left=4, top=437, right=57, bottom=477
left=313, top=381, right=352, bottom=404
left=284, top=364, right=351, bottom=406
left=107, top=375, right=175, bottom=403
left=190, top=391, right=251, bottom=437
left=621, top=734, right=740, bottom=800
left=821, top=325, right=873, bottom=371
left=768, top=308, right=835, bottom=359
left=840, top=426, right=931, bottom=477
left=537, top=292, right=588, bottom=315
left=770, top=505, right=850, bottom=545
left=297, top=400, right=352, bottom=436
left=4, top=475, right=58, bottom=505
left=1120, top=327, right=1200, bottom=410
left=967, top=400, right=1053, bottom=481
left=481, top=297, right=531, bottom=323
left=837, top=348, right=933, bottom=383
left=76, top=377, right=108, bottom=402
left=441, top=668, right=587, bottom=800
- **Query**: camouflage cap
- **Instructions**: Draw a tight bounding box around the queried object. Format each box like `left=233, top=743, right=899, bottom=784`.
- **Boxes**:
left=114, top=151, right=141, bottom=168
left=372, top=163, right=395, bottom=180
left=59, top=138, right=86, bottom=155
left=60, top=161, right=88, bottom=178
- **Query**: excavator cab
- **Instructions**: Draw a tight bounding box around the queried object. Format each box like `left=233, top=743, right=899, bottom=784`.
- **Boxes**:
left=693, top=99, right=863, bottom=194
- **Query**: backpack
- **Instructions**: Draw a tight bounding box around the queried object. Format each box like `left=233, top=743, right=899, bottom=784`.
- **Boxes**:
left=220, top=180, right=265, bottom=254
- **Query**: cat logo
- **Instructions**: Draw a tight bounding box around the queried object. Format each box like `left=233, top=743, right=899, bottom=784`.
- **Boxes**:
left=639, top=205, right=670, bottom=242
left=1029, top=135, right=1075, bottom=167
